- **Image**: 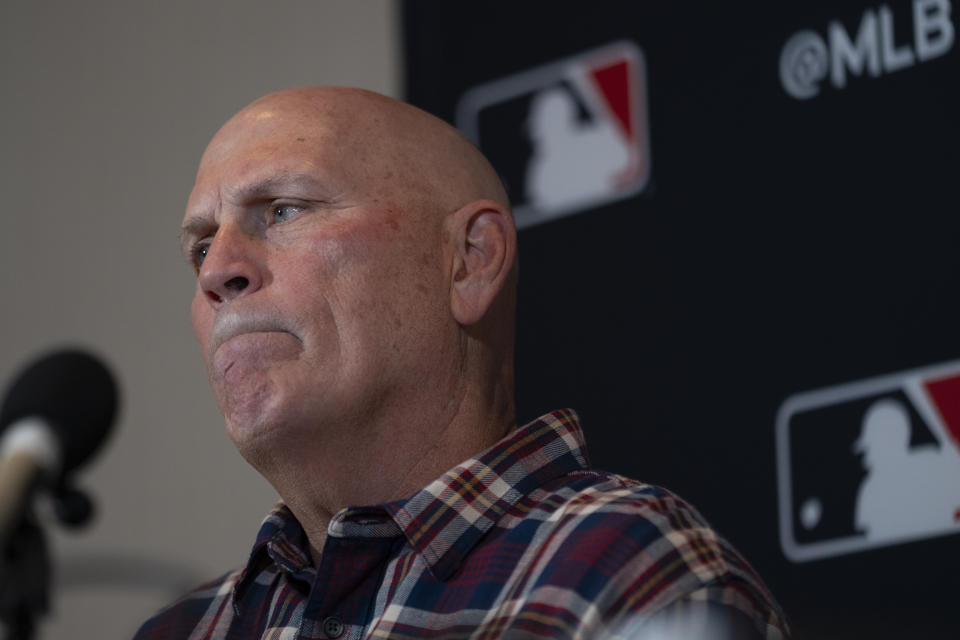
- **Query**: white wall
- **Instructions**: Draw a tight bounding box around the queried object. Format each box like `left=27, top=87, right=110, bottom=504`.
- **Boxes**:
left=0, top=1, right=399, bottom=637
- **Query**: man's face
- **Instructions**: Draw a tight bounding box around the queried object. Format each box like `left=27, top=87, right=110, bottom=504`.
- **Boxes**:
left=182, top=98, right=451, bottom=458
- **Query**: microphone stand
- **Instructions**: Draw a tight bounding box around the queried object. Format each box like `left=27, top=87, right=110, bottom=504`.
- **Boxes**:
left=0, top=512, right=49, bottom=640
left=0, top=485, right=93, bottom=640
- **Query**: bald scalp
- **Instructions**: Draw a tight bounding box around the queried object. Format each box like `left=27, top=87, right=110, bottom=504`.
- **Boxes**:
left=217, top=87, right=510, bottom=219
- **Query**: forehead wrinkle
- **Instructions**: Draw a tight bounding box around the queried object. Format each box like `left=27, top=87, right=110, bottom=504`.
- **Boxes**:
left=222, top=170, right=338, bottom=205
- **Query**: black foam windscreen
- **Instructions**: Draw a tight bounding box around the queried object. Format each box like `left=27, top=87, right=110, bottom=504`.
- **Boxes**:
left=0, top=349, right=118, bottom=479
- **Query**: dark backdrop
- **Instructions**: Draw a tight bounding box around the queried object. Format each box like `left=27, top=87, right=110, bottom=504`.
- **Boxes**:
left=403, top=2, right=960, bottom=637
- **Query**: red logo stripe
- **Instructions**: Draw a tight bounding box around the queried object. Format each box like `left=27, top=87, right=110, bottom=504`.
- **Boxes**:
left=591, top=60, right=632, bottom=139
left=924, top=373, right=960, bottom=449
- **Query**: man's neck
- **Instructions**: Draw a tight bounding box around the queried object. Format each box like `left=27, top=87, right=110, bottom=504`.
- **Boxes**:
left=261, top=381, right=515, bottom=562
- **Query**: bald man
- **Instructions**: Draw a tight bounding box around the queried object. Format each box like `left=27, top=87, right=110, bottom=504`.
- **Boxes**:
left=135, top=88, right=788, bottom=639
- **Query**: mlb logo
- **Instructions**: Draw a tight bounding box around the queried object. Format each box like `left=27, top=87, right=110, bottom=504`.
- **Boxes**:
left=776, top=360, right=960, bottom=562
left=455, top=40, right=651, bottom=229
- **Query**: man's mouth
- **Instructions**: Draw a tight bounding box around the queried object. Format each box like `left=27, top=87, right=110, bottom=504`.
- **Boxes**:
left=210, top=310, right=299, bottom=355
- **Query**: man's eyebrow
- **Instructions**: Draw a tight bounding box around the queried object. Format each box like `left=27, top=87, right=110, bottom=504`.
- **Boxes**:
left=179, top=216, right=215, bottom=257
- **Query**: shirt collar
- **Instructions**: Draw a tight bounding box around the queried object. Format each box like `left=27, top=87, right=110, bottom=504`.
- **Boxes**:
left=237, top=408, right=590, bottom=593
left=232, top=502, right=313, bottom=611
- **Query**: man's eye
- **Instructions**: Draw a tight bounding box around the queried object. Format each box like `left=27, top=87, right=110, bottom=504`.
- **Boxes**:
left=272, top=204, right=303, bottom=223
left=192, top=243, right=209, bottom=268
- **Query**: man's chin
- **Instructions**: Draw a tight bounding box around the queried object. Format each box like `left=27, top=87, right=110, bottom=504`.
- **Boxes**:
left=217, top=377, right=283, bottom=445
left=223, top=411, right=286, bottom=469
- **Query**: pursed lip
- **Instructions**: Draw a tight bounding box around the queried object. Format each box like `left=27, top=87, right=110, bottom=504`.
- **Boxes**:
left=210, top=310, right=300, bottom=355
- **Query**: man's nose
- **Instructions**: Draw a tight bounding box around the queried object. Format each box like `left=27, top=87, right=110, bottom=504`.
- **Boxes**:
left=196, top=224, right=264, bottom=305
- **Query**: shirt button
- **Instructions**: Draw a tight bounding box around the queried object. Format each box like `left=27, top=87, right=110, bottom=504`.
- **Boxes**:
left=322, top=615, right=344, bottom=639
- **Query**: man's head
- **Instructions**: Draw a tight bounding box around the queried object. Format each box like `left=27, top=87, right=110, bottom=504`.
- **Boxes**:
left=181, top=87, right=517, bottom=480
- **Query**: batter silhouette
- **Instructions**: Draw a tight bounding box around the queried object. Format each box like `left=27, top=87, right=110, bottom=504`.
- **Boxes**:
left=525, top=87, right=629, bottom=211
left=853, top=398, right=960, bottom=542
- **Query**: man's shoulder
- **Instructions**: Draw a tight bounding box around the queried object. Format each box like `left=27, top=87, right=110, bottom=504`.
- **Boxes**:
left=132, top=568, right=244, bottom=640
left=515, top=468, right=772, bottom=588
left=488, top=469, right=788, bottom=637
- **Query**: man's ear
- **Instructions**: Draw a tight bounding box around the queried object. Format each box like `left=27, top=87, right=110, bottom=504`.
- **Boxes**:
left=448, top=199, right=517, bottom=326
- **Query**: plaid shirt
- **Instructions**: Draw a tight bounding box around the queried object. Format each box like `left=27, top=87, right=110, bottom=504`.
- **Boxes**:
left=134, top=409, right=788, bottom=639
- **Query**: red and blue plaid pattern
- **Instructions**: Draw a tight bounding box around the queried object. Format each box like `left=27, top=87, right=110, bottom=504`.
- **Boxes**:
left=134, top=409, right=788, bottom=639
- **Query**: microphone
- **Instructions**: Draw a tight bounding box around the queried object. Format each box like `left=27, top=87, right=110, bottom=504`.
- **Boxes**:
left=0, top=350, right=118, bottom=540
